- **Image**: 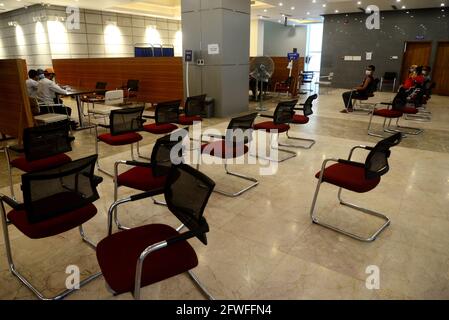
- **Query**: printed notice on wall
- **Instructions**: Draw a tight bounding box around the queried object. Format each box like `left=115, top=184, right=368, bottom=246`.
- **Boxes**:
left=366, top=52, right=373, bottom=60
left=208, top=44, right=220, bottom=55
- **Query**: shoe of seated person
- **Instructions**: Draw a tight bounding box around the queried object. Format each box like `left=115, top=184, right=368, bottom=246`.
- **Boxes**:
left=340, top=108, right=353, bottom=113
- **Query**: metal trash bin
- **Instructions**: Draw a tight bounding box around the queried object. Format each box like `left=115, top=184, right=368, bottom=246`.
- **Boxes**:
left=202, top=97, right=214, bottom=118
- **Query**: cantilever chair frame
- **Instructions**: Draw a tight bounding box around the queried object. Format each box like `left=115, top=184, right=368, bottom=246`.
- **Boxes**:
left=279, top=95, right=317, bottom=150
left=309, top=145, right=391, bottom=242
left=105, top=166, right=215, bottom=300
left=0, top=156, right=103, bottom=300
left=198, top=114, right=259, bottom=197
left=367, top=104, right=408, bottom=138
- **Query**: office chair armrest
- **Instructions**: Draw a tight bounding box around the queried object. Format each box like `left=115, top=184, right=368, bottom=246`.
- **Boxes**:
left=259, top=114, right=274, bottom=119
left=347, top=145, right=374, bottom=161
left=97, top=124, right=111, bottom=129
left=338, top=159, right=365, bottom=168
left=0, top=194, right=24, bottom=211
left=380, top=102, right=393, bottom=105
left=316, top=158, right=340, bottom=182
left=142, top=115, right=156, bottom=120
left=294, top=107, right=305, bottom=111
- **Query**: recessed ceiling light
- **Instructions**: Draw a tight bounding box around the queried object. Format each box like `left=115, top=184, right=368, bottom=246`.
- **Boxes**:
left=335, top=10, right=339, bottom=13
left=279, top=2, right=283, bottom=6
left=0, top=3, right=4, bottom=6
left=357, top=1, right=362, bottom=5
left=307, top=12, right=310, bottom=15
left=291, top=6, right=295, bottom=10
left=402, top=6, right=406, bottom=9
left=264, top=9, right=267, bottom=12
left=441, top=3, right=446, bottom=7
left=322, top=4, right=326, bottom=8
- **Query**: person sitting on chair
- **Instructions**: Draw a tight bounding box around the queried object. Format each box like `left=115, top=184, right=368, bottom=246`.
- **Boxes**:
left=37, top=67, right=72, bottom=117
left=341, top=65, right=375, bottom=113
left=422, top=66, right=432, bottom=82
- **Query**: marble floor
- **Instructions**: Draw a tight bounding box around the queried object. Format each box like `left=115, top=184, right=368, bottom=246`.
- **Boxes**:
left=1, top=88, right=449, bottom=300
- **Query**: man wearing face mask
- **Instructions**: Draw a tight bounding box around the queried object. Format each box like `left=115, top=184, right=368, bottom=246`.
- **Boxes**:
left=37, top=67, right=72, bottom=116
left=341, top=65, right=375, bottom=113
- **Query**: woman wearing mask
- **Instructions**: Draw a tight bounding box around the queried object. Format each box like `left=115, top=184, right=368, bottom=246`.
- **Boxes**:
left=341, top=65, right=375, bottom=113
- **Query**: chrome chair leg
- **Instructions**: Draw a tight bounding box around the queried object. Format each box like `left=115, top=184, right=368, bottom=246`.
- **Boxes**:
left=385, top=118, right=423, bottom=135
left=0, top=201, right=101, bottom=300
left=252, top=133, right=297, bottom=163
left=187, top=270, right=215, bottom=300
left=279, top=130, right=316, bottom=149
left=3, top=148, right=16, bottom=200
left=309, top=177, right=390, bottom=242
left=136, top=141, right=151, bottom=161
left=213, top=163, right=259, bottom=197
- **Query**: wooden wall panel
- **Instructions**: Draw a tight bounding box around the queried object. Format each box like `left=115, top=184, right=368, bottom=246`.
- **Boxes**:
left=52, top=57, right=184, bottom=104
left=0, top=59, right=33, bottom=141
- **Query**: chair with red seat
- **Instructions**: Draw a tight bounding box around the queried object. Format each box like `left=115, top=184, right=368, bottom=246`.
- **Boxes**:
left=280, top=94, right=317, bottom=149
left=178, top=94, right=206, bottom=126
left=137, top=100, right=181, bottom=159
left=95, top=106, right=145, bottom=177
left=199, top=113, right=259, bottom=197
left=352, top=78, right=380, bottom=112
left=0, top=155, right=103, bottom=300
left=4, top=120, right=73, bottom=200
left=113, top=129, right=188, bottom=230
left=380, top=88, right=424, bottom=136
left=310, top=133, right=402, bottom=242
left=254, top=100, right=298, bottom=162
left=367, top=95, right=404, bottom=138
left=97, top=164, right=215, bottom=300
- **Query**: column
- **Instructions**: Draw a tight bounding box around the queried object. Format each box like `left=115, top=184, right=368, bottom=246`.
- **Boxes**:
left=181, top=0, right=251, bottom=117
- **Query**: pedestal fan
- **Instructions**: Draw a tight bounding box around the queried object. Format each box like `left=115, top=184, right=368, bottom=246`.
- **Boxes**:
left=250, top=57, right=275, bottom=111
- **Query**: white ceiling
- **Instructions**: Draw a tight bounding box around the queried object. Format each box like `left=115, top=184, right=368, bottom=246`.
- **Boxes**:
left=0, top=0, right=447, bottom=22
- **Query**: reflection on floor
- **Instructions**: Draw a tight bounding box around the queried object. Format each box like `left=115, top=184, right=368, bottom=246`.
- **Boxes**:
left=1, top=89, right=449, bottom=300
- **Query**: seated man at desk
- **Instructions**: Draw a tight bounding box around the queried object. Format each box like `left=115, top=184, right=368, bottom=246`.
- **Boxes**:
left=341, top=65, right=375, bottom=113
left=37, top=67, right=72, bottom=117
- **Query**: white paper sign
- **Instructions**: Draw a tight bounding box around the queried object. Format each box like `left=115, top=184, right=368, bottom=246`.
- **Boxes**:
left=208, top=44, right=220, bottom=55
left=352, top=56, right=362, bottom=61
left=366, top=52, right=373, bottom=60
left=344, top=56, right=353, bottom=61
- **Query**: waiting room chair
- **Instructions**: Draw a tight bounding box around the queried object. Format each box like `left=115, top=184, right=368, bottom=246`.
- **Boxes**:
left=254, top=100, right=298, bottom=162
left=0, top=155, right=103, bottom=300
left=300, top=71, right=314, bottom=94
left=95, top=106, right=145, bottom=177
left=310, top=133, right=402, bottom=242
left=97, top=164, right=215, bottom=300
left=178, top=94, right=206, bottom=126
left=352, top=78, right=380, bottom=112
left=124, top=79, right=139, bottom=102
left=380, top=72, right=397, bottom=93
left=137, top=100, right=181, bottom=159
left=113, top=130, right=188, bottom=230
left=200, top=113, right=259, bottom=197
left=280, top=94, right=318, bottom=149
left=274, top=76, right=294, bottom=97
left=4, top=120, right=73, bottom=200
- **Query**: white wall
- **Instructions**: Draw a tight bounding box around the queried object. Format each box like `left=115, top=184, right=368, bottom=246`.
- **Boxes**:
left=250, top=18, right=264, bottom=57
left=0, top=4, right=182, bottom=70
left=263, top=21, right=307, bottom=57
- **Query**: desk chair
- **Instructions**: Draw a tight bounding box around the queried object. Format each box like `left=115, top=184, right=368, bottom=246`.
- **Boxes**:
left=380, top=72, right=397, bottom=92
left=200, top=113, right=259, bottom=197
left=137, top=100, right=180, bottom=159
left=95, top=106, right=145, bottom=177
left=125, top=80, right=139, bottom=102
left=4, top=120, right=73, bottom=200
left=178, top=95, right=206, bottom=126
left=0, top=155, right=103, bottom=300
left=254, top=100, right=298, bottom=162
left=113, top=130, right=188, bottom=231
left=280, top=94, right=318, bottom=149
left=97, top=164, right=215, bottom=300
left=310, top=133, right=402, bottom=242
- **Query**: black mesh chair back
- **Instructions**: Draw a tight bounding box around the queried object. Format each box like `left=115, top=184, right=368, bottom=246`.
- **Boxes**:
left=226, top=112, right=258, bottom=144
left=165, top=164, right=215, bottom=245
left=383, top=72, right=397, bottom=81
left=364, top=133, right=402, bottom=180
left=127, top=80, right=139, bottom=92
left=185, top=94, right=206, bottom=117
left=368, top=78, right=380, bottom=94
left=302, top=94, right=318, bottom=117
left=109, top=106, right=145, bottom=136
left=155, top=100, right=181, bottom=124
left=21, top=155, right=100, bottom=224
left=391, top=88, right=408, bottom=110
left=150, top=128, right=188, bottom=177
left=23, top=120, right=72, bottom=162
left=95, top=82, right=107, bottom=96
left=273, top=100, right=298, bottom=125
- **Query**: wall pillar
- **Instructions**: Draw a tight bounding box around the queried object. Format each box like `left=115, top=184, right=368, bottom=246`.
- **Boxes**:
left=181, top=0, right=251, bottom=117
